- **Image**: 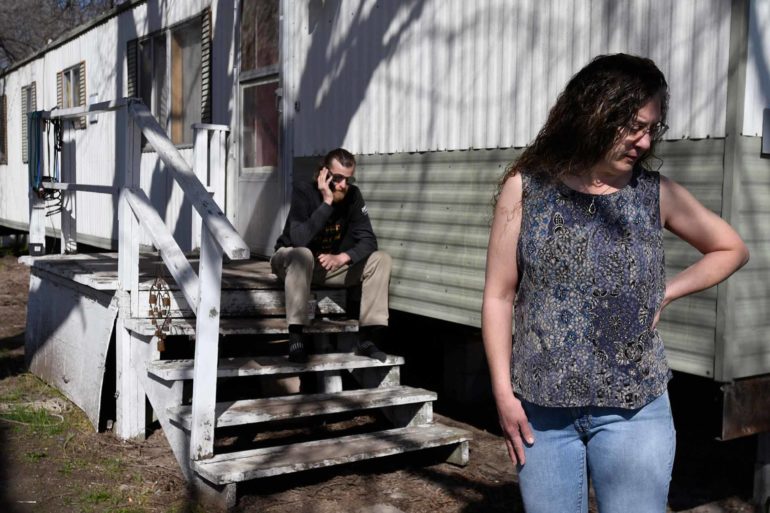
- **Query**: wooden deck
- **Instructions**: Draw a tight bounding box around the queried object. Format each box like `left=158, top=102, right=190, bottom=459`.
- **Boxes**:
left=21, top=252, right=282, bottom=291
left=22, top=252, right=348, bottom=319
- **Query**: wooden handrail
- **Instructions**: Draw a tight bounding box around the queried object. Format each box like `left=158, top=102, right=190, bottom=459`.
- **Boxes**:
left=41, top=182, right=118, bottom=194
left=127, top=101, right=250, bottom=261
left=46, top=98, right=130, bottom=119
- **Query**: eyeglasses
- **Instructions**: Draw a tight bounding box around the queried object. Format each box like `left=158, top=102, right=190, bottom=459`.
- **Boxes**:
left=626, top=120, right=669, bottom=140
left=330, top=173, right=355, bottom=185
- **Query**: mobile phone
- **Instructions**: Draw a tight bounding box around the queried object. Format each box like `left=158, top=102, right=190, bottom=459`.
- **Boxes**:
left=329, top=180, right=336, bottom=191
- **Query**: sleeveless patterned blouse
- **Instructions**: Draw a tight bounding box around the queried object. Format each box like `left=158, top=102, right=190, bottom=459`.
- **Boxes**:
left=513, top=168, right=671, bottom=409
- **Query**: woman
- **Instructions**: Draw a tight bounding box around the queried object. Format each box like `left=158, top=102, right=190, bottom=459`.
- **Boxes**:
left=482, top=54, right=749, bottom=513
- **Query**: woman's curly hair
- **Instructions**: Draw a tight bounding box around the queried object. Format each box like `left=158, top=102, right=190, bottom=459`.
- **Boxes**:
left=497, top=53, right=669, bottom=200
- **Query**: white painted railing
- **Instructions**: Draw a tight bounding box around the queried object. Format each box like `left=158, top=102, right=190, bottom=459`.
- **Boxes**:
left=32, top=98, right=247, bottom=460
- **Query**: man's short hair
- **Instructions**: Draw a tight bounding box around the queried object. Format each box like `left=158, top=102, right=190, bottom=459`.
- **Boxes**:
left=321, top=148, right=356, bottom=170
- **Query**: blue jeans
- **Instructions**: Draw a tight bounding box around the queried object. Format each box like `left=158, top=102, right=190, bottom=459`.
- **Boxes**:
left=517, top=392, right=675, bottom=513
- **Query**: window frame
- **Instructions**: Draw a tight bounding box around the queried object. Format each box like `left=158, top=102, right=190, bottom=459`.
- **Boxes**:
left=238, top=0, right=281, bottom=177
left=127, top=8, right=211, bottom=148
left=21, top=82, right=37, bottom=163
left=56, top=62, right=87, bottom=129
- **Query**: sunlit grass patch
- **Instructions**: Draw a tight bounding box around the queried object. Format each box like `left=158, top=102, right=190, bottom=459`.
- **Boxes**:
left=0, top=404, right=66, bottom=435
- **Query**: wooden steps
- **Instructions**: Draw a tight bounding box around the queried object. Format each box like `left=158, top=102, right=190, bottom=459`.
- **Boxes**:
left=193, top=424, right=472, bottom=484
left=167, top=386, right=437, bottom=430
left=74, top=253, right=476, bottom=508
left=148, top=353, right=405, bottom=380
left=125, top=316, right=358, bottom=337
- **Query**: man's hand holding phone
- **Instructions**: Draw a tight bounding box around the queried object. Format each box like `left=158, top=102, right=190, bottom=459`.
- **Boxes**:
left=317, top=167, right=334, bottom=205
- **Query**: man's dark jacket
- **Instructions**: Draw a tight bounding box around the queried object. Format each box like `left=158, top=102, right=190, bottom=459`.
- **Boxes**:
left=275, top=181, right=377, bottom=265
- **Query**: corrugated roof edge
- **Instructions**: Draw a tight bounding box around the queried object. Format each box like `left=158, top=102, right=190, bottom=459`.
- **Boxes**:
left=0, top=0, right=147, bottom=78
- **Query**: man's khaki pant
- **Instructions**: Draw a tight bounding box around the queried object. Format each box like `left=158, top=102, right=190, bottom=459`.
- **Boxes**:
left=270, top=247, right=392, bottom=327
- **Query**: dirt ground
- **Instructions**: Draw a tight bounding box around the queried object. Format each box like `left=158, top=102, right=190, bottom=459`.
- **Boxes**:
left=0, top=253, right=759, bottom=513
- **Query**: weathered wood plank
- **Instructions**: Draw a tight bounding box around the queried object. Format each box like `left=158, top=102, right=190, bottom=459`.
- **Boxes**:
left=193, top=424, right=472, bottom=484
left=134, top=288, right=346, bottom=318
left=46, top=98, right=128, bottom=119
left=190, top=225, right=224, bottom=460
left=168, top=386, right=437, bottom=430
left=147, top=353, right=405, bottom=381
left=124, top=317, right=358, bottom=336
left=192, top=127, right=208, bottom=251
left=117, top=106, right=141, bottom=315
left=42, top=182, right=118, bottom=194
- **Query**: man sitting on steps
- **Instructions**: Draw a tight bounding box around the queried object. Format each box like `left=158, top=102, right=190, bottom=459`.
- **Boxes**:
left=271, top=147, right=392, bottom=363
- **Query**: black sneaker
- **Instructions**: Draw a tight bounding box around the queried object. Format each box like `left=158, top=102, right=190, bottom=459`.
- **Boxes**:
left=356, top=340, right=387, bottom=363
left=288, top=333, right=309, bottom=363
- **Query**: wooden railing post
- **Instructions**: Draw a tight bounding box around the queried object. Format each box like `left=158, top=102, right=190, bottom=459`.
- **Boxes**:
left=190, top=223, right=224, bottom=460
left=117, top=104, right=142, bottom=314
left=209, top=127, right=227, bottom=210
left=60, top=120, right=77, bottom=254
left=192, top=127, right=208, bottom=251
left=115, top=104, right=144, bottom=439
left=191, top=124, right=229, bottom=251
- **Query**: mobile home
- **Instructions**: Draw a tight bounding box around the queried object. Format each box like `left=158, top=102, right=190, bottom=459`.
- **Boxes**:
left=1, top=0, right=769, bottom=507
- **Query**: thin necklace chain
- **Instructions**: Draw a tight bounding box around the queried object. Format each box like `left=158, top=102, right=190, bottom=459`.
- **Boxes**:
left=585, top=181, right=613, bottom=215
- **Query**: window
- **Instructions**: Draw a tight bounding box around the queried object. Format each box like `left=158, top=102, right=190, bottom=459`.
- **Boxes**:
left=242, top=80, right=279, bottom=169
left=127, top=9, right=211, bottom=146
left=0, top=95, right=7, bottom=165
left=240, top=0, right=280, bottom=171
left=241, top=0, right=278, bottom=73
left=56, top=62, right=87, bottom=129
left=21, top=82, right=37, bottom=163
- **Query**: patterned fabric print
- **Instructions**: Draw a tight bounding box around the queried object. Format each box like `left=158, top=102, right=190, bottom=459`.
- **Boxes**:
left=512, top=169, right=671, bottom=409
left=318, top=220, right=343, bottom=255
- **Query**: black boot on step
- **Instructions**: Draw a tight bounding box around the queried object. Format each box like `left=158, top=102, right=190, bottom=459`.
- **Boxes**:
left=288, top=326, right=309, bottom=363
left=356, top=326, right=387, bottom=363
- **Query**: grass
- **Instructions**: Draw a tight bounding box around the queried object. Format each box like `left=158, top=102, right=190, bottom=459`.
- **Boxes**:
left=78, top=486, right=153, bottom=513
left=59, top=457, right=89, bottom=476
left=24, top=449, right=47, bottom=462
left=0, top=373, right=53, bottom=402
left=0, top=403, right=66, bottom=436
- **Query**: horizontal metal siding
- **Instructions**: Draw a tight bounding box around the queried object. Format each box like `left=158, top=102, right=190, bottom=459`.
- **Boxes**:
left=357, top=150, right=512, bottom=327
left=655, top=139, right=726, bottom=378
left=357, top=140, right=724, bottom=379
left=727, top=136, right=770, bottom=378
left=288, top=0, right=731, bottom=157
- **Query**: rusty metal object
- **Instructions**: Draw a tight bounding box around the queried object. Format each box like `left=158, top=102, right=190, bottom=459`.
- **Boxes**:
left=721, top=374, right=770, bottom=440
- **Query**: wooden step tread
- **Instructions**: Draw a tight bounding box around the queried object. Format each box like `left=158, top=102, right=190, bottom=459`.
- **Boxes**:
left=193, top=423, right=472, bottom=484
left=125, top=317, right=358, bottom=336
left=168, top=386, right=436, bottom=430
left=148, top=353, right=405, bottom=381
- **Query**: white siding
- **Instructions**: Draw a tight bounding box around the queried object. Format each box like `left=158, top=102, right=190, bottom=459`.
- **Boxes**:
left=287, top=0, right=732, bottom=157
left=744, top=0, right=770, bottom=136
left=0, top=0, right=235, bottom=250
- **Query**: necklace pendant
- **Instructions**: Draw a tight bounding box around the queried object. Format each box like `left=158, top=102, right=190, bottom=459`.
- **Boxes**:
left=588, top=199, right=596, bottom=214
